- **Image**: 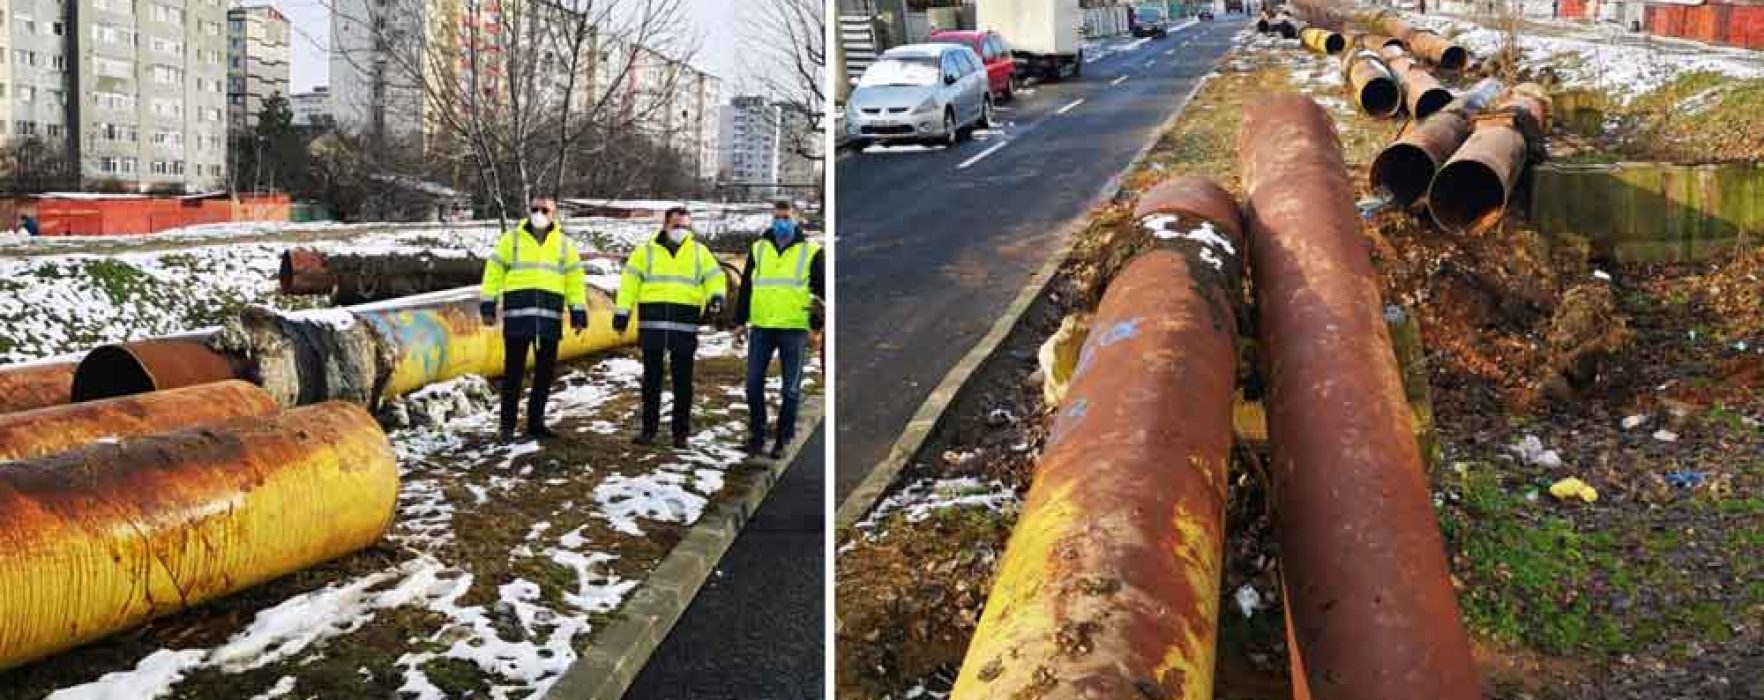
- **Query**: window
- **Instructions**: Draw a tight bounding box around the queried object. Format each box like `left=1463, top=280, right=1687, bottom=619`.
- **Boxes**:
left=199, top=19, right=221, bottom=36
left=99, top=156, right=119, bottom=174
left=0, top=84, right=7, bottom=98
left=150, top=160, right=185, bottom=175
left=51, top=21, right=62, bottom=35
left=94, top=0, right=133, bottom=14
left=95, top=57, right=134, bottom=78
left=95, top=92, right=137, bottom=111
left=199, top=107, right=221, bottom=122
left=122, top=158, right=138, bottom=174
left=13, top=50, right=36, bottom=67
left=50, top=55, right=64, bottom=71
left=149, top=65, right=184, bottom=85
left=15, top=85, right=33, bottom=102
left=15, top=120, right=36, bottom=136
left=45, top=123, right=61, bottom=138
left=152, top=98, right=184, bottom=118
left=93, top=24, right=135, bottom=44
left=152, top=131, right=184, bottom=148
left=19, top=18, right=32, bottom=34
left=150, top=37, right=183, bottom=55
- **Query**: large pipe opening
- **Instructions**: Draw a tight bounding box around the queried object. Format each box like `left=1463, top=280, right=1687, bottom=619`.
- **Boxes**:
left=71, top=346, right=160, bottom=402
left=1414, top=87, right=1453, bottom=119
left=1360, top=77, right=1401, bottom=117
left=70, top=341, right=240, bottom=403
left=1370, top=143, right=1440, bottom=205
left=1431, top=159, right=1508, bottom=233
left=1439, top=46, right=1468, bottom=71
left=1325, top=33, right=1345, bottom=53
left=1257, top=18, right=1270, bottom=31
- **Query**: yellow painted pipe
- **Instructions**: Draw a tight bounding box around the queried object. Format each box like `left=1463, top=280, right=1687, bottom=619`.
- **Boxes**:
left=0, top=380, right=279, bottom=462
left=1300, top=26, right=1346, bottom=54
left=353, top=287, right=638, bottom=399
left=0, top=402, right=398, bottom=670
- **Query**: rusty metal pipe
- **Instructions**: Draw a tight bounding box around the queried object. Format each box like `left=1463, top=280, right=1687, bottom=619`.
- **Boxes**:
left=1343, top=51, right=1402, bottom=118
left=278, top=248, right=334, bottom=295
left=1407, top=30, right=1468, bottom=70
left=0, top=402, right=398, bottom=670
left=70, top=337, right=248, bottom=403
left=0, top=360, right=77, bottom=415
left=1273, top=18, right=1299, bottom=39
left=1300, top=27, right=1346, bottom=54
left=0, top=380, right=278, bottom=462
left=1371, top=78, right=1503, bottom=205
left=1378, top=47, right=1453, bottom=119
left=1429, top=83, right=1553, bottom=234
left=1356, top=33, right=1403, bottom=52
left=1239, top=93, right=1480, bottom=699
left=951, top=176, right=1244, bottom=700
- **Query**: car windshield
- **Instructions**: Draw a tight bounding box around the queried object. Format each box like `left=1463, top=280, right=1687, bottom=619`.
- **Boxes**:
left=858, top=57, right=942, bottom=88
left=1138, top=6, right=1166, bottom=19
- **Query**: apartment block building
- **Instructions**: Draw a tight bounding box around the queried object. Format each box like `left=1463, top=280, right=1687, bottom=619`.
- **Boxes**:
left=0, top=0, right=230, bottom=191
left=720, top=95, right=818, bottom=198
left=227, top=3, right=289, bottom=132
left=288, top=85, right=334, bottom=128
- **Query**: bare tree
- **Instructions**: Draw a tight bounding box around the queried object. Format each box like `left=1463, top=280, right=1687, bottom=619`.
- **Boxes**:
left=327, top=0, right=704, bottom=226
left=742, top=0, right=826, bottom=163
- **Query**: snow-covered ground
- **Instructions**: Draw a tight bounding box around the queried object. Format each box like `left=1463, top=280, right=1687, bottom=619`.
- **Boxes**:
left=40, top=335, right=822, bottom=699
left=0, top=211, right=769, bottom=364
left=1414, top=13, right=1764, bottom=101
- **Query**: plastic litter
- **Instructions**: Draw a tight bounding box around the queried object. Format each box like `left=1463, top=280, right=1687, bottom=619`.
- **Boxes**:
left=1235, top=584, right=1262, bottom=619
left=1665, top=471, right=1708, bottom=489
left=1621, top=414, right=1648, bottom=430
left=1548, top=477, right=1599, bottom=503
left=1653, top=429, right=1680, bottom=442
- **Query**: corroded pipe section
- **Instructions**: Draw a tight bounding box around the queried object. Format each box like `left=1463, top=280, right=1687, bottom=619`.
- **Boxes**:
left=0, top=360, right=76, bottom=415
left=1273, top=17, right=1299, bottom=39
left=278, top=249, right=334, bottom=295
left=1239, top=93, right=1480, bottom=699
left=1356, top=32, right=1403, bottom=52
left=0, top=402, right=398, bottom=670
left=70, top=338, right=247, bottom=403
left=0, top=380, right=278, bottom=462
left=1378, top=47, right=1453, bottom=119
left=1430, top=83, right=1553, bottom=234
left=951, top=177, right=1244, bottom=700
left=1343, top=50, right=1402, bottom=118
left=1371, top=78, right=1503, bottom=205
left=1300, top=26, right=1346, bottom=54
left=1407, top=30, right=1468, bottom=70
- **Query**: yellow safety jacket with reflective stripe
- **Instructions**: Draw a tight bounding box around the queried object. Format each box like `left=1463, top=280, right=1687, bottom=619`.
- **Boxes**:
left=615, top=232, right=726, bottom=314
left=480, top=220, right=588, bottom=311
left=748, top=239, right=820, bottom=330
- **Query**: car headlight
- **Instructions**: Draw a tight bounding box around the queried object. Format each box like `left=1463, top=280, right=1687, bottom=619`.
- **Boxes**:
left=913, top=99, right=939, bottom=115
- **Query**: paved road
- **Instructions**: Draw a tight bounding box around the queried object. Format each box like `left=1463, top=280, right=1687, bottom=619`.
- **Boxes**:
left=834, top=18, right=1249, bottom=499
left=622, top=422, right=825, bottom=700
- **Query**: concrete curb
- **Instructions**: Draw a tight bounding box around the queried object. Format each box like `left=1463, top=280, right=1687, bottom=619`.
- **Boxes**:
left=832, top=23, right=1236, bottom=533
left=544, top=392, right=825, bottom=700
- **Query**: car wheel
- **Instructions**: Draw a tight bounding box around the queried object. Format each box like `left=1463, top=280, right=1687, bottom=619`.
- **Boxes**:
left=979, top=96, right=994, bottom=129
left=942, top=110, right=958, bottom=148
left=1002, top=79, right=1016, bottom=102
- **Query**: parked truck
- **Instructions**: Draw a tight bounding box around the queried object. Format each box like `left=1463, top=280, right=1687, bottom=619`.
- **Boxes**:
left=978, top=0, right=1085, bottom=81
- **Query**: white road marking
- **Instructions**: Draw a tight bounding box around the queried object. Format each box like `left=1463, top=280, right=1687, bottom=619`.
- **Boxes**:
left=1164, top=48, right=1177, bottom=56
left=1111, top=74, right=1130, bottom=86
left=956, top=140, right=1010, bottom=170
left=1056, top=98, right=1086, bottom=115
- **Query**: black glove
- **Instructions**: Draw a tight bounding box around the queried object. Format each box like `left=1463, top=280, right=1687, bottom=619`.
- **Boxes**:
left=480, top=301, right=497, bottom=325
left=570, top=309, right=589, bottom=330
left=612, top=313, right=630, bottom=334
left=706, top=297, right=725, bottom=316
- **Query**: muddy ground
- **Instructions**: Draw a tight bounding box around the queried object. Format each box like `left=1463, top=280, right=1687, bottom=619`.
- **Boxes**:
left=835, top=26, right=1764, bottom=700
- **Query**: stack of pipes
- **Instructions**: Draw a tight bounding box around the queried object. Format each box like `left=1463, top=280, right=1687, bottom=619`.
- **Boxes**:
left=1342, top=49, right=1403, bottom=118
left=1379, top=45, right=1454, bottom=119
left=1370, top=78, right=1505, bottom=206
left=1428, top=83, right=1553, bottom=234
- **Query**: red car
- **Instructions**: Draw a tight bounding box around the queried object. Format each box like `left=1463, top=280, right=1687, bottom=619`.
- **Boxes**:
left=928, top=29, right=1017, bottom=101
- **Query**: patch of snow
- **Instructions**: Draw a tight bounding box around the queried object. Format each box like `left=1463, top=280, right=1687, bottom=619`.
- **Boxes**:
left=248, top=676, right=297, bottom=700
left=856, top=477, right=1018, bottom=537
left=1653, top=429, right=1680, bottom=442
left=594, top=472, right=709, bottom=536
left=46, top=649, right=206, bottom=700
left=1622, top=414, right=1648, bottom=430
left=1234, top=584, right=1263, bottom=618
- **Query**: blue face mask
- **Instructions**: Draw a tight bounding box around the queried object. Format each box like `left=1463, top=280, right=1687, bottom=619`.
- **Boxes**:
left=771, top=219, right=796, bottom=242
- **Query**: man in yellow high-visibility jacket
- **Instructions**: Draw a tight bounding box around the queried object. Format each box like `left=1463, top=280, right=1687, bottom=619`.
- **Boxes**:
left=480, top=197, right=589, bottom=443
left=735, top=200, right=824, bottom=458
left=613, top=207, right=727, bottom=448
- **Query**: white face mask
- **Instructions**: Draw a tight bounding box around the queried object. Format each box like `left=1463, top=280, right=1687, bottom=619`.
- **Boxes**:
left=529, top=213, right=551, bottom=231
left=667, top=227, right=689, bottom=244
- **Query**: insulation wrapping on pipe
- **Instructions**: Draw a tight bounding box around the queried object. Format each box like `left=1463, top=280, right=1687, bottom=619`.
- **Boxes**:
left=0, top=402, right=399, bottom=671
left=1343, top=50, right=1403, bottom=118
left=277, top=249, right=334, bottom=295
left=0, top=360, right=77, bottom=416
left=951, top=177, right=1245, bottom=700
left=1429, top=83, right=1553, bottom=235
left=1300, top=26, right=1347, bottom=54
left=70, top=337, right=245, bottom=403
left=0, top=380, right=279, bottom=462
left=1238, top=93, right=1480, bottom=699
left=1371, top=78, right=1505, bottom=205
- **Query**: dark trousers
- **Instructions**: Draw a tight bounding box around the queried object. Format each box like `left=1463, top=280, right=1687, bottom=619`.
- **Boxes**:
left=501, top=333, right=560, bottom=433
left=640, top=329, right=698, bottom=439
left=746, top=328, right=809, bottom=447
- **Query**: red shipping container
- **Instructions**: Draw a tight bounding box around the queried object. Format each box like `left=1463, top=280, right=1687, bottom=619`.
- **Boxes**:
left=1560, top=0, right=1588, bottom=19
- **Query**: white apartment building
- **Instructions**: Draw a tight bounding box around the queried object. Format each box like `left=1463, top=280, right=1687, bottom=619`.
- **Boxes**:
left=288, top=86, right=333, bottom=128
left=227, top=3, right=290, bottom=131
left=720, top=95, right=818, bottom=198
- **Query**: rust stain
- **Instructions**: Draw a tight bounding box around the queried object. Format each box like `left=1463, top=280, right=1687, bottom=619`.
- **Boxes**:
left=0, top=380, right=279, bottom=462
left=0, top=361, right=77, bottom=416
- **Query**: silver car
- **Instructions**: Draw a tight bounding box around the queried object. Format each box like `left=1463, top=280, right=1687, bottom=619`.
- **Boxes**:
left=846, top=43, right=993, bottom=149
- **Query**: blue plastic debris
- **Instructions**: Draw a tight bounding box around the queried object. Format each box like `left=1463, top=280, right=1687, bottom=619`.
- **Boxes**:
left=1664, top=471, right=1708, bottom=489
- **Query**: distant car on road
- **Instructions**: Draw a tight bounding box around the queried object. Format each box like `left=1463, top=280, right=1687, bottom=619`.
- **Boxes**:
left=928, top=29, right=1018, bottom=101
left=1132, top=5, right=1172, bottom=37
left=846, top=43, right=994, bottom=150
left=1199, top=8, right=1216, bottom=20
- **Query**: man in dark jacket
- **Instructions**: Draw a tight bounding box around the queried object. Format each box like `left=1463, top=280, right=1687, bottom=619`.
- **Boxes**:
left=735, top=201, right=825, bottom=458
left=613, top=208, right=727, bottom=448
left=479, top=197, right=589, bottom=443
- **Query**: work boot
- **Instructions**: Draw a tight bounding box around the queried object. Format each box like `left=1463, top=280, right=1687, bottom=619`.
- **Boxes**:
left=527, top=425, right=560, bottom=441
left=769, top=439, right=787, bottom=460
left=497, top=428, right=518, bottom=444
left=744, top=437, right=765, bottom=456
left=632, top=432, right=657, bottom=446
left=672, top=434, right=690, bottom=449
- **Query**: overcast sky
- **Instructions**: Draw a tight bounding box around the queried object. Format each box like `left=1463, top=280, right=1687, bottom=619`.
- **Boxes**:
left=280, top=0, right=752, bottom=100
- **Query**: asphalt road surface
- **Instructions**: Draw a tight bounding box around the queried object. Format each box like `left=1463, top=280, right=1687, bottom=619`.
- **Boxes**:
left=834, top=17, right=1249, bottom=499
left=622, top=422, right=825, bottom=700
